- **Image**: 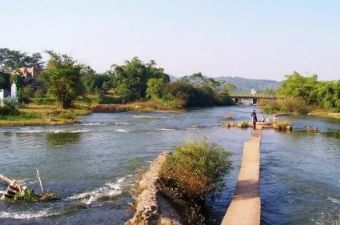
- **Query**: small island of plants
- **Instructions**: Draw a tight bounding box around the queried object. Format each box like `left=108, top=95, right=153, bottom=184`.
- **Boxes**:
left=127, top=139, right=231, bottom=225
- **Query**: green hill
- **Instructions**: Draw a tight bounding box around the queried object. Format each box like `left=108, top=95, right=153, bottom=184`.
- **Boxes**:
left=215, top=76, right=280, bottom=91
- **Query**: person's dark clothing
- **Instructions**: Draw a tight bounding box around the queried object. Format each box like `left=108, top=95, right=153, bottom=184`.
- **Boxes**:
left=251, top=111, right=257, bottom=130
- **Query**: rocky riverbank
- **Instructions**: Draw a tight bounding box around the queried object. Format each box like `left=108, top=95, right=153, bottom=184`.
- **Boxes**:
left=125, top=152, right=184, bottom=225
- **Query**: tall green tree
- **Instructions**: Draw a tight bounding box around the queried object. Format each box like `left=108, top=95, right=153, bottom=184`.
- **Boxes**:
left=112, top=57, right=169, bottom=101
left=146, top=78, right=168, bottom=100
left=277, top=72, right=340, bottom=112
left=0, top=48, right=43, bottom=72
left=40, top=51, right=84, bottom=108
left=277, top=72, right=318, bottom=104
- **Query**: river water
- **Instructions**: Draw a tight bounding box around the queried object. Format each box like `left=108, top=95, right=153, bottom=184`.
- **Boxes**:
left=0, top=106, right=339, bottom=225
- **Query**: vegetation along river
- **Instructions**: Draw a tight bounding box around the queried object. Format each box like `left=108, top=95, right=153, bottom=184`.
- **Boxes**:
left=0, top=106, right=339, bottom=225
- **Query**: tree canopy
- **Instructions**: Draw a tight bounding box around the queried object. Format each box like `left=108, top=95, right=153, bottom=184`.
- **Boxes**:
left=277, top=72, right=340, bottom=112
left=40, top=51, right=84, bottom=108
left=111, top=57, right=169, bottom=100
left=0, top=48, right=43, bottom=72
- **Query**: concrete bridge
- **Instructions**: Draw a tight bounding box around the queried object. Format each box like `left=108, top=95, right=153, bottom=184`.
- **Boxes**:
left=230, top=96, right=280, bottom=105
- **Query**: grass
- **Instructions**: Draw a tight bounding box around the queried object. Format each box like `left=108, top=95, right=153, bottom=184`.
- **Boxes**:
left=273, top=120, right=292, bottom=131
left=92, top=99, right=184, bottom=113
left=224, top=121, right=250, bottom=128
left=12, top=189, right=39, bottom=202
left=308, top=110, right=340, bottom=120
left=1, top=96, right=182, bottom=126
left=238, top=121, right=250, bottom=128
left=12, top=189, right=59, bottom=202
left=0, top=103, right=90, bottom=127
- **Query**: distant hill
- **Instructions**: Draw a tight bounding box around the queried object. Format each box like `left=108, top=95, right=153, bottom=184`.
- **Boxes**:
left=215, top=76, right=281, bottom=91
left=168, top=75, right=281, bottom=92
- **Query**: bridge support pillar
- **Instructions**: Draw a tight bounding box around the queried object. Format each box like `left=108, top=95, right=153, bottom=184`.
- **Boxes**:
left=252, top=98, right=258, bottom=105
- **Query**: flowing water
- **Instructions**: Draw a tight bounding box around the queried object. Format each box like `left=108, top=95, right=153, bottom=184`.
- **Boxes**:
left=0, top=106, right=339, bottom=225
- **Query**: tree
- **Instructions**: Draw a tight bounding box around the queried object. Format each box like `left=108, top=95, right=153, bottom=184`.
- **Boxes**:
left=146, top=78, right=167, bottom=100
left=112, top=57, right=169, bottom=101
left=276, top=72, right=340, bottom=112
left=315, top=81, right=340, bottom=111
left=222, top=83, right=237, bottom=94
left=0, top=72, right=10, bottom=90
left=11, top=74, right=24, bottom=89
left=277, top=72, right=318, bottom=104
left=0, top=48, right=43, bottom=72
left=40, top=51, right=84, bottom=108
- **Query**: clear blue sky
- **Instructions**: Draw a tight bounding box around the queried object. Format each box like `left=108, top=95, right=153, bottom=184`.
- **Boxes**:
left=1, top=0, right=339, bottom=80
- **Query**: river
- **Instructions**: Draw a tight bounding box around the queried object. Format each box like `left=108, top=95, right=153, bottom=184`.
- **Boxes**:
left=0, top=106, right=339, bottom=225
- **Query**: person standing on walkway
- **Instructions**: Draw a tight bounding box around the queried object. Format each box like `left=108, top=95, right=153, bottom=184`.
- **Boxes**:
left=251, top=110, right=258, bottom=130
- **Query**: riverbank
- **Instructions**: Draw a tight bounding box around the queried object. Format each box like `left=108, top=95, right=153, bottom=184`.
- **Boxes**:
left=308, top=111, right=340, bottom=120
left=0, top=101, right=181, bottom=127
left=91, top=100, right=183, bottom=113
left=259, top=98, right=340, bottom=121
left=1, top=99, right=224, bottom=127
left=126, top=152, right=184, bottom=225
left=0, top=104, right=90, bottom=127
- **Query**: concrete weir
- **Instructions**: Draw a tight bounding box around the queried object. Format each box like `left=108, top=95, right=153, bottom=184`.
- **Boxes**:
left=221, top=129, right=262, bottom=225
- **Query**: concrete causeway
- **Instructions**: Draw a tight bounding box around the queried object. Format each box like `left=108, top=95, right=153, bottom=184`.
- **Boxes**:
left=221, top=129, right=262, bottom=225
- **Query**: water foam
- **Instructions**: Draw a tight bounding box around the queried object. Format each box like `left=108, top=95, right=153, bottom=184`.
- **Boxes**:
left=0, top=208, right=64, bottom=219
left=132, top=115, right=164, bottom=119
left=66, top=177, right=126, bottom=205
left=15, top=129, right=91, bottom=134
left=81, top=122, right=102, bottom=126
left=156, top=128, right=176, bottom=131
left=115, top=129, right=129, bottom=133
left=16, top=129, right=45, bottom=134
left=69, top=129, right=91, bottom=133
left=327, top=196, right=340, bottom=205
left=115, top=122, right=130, bottom=125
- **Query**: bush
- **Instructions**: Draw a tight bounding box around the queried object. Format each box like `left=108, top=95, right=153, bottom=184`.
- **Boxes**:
left=56, top=111, right=76, bottom=120
left=0, top=98, right=19, bottom=116
left=238, top=121, right=249, bottom=128
left=159, top=139, right=231, bottom=200
left=214, top=91, right=234, bottom=106
left=260, top=97, right=311, bottom=114
left=278, top=96, right=311, bottom=114
left=18, top=87, right=35, bottom=104
left=165, top=82, right=215, bottom=107
left=98, top=94, right=125, bottom=104
left=0, top=104, right=18, bottom=116
left=273, top=120, right=292, bottom=131
left=159, top=139, right=231, bottom=224
left=261, top=100, right=281, bottom=113
left=33, top=97, right=56, bottom=105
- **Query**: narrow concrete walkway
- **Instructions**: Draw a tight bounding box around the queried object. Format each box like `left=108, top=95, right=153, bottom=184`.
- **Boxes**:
left=221, top=130, right=262, bottom=225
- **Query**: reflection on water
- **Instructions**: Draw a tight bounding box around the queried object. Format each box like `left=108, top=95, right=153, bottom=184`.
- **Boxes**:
left=322, top=131, right=340, bottom=139
left=47, top=132, right=81, bottom=146
left=0, top=107, right=339, bottom=225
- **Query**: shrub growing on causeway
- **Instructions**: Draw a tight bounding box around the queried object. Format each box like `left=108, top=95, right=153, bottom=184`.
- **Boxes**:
left=159, top=139, right=231, bottom=200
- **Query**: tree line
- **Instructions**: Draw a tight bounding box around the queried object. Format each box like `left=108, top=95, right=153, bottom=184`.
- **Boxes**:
left=277, top=72, right=340, bottom=112
left=0, top=48, right=233, bottom=109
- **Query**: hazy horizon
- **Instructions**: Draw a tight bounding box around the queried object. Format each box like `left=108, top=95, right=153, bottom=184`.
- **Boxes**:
left=1, top=0, right=339, bottom=81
